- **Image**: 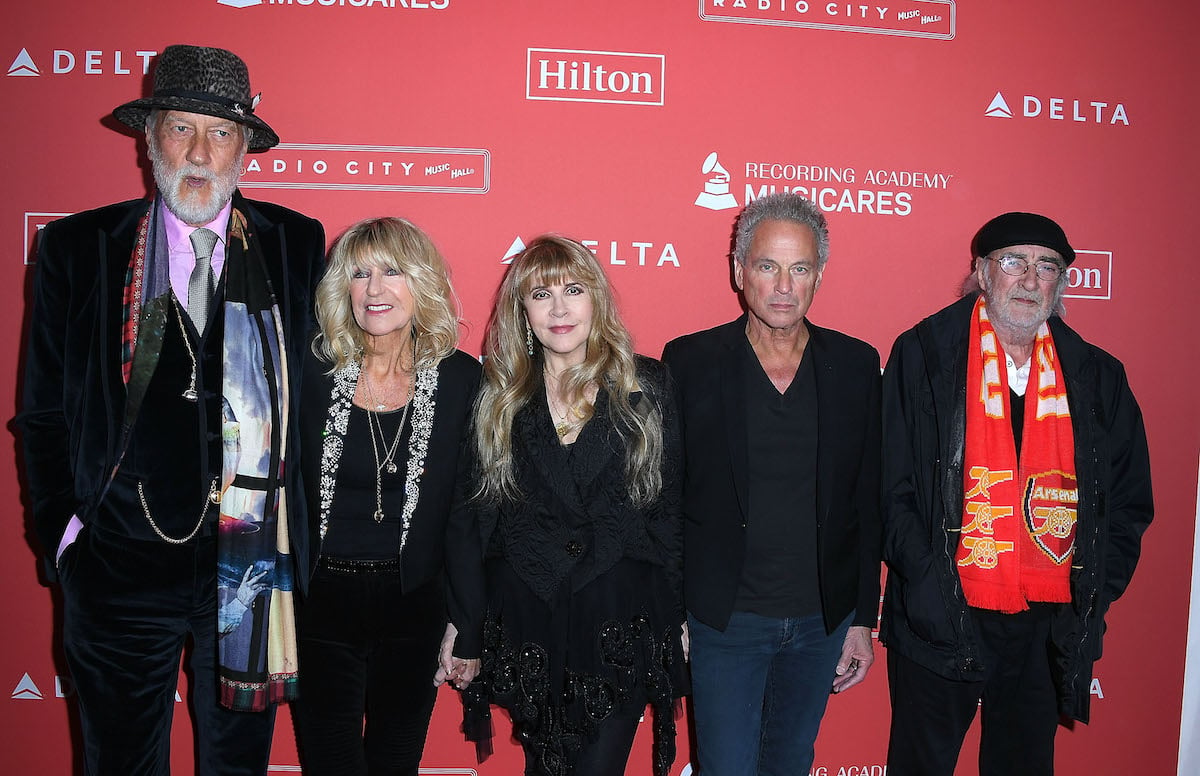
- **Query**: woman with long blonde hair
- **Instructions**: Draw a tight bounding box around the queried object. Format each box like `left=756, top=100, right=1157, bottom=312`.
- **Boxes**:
left=293, top=217, right=483, bottom=775
left=462, top=235, right=687, bottom=776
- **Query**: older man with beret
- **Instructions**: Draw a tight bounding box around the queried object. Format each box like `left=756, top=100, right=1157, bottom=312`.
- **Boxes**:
left=880, top=212, right=1153, bottom=775
left=18, top=45, right=324, bottom=773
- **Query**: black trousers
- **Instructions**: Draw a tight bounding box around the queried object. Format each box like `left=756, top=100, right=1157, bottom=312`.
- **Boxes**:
left=886, top=604, right=1060, bottom=776
left=293, top=563, right=445, bottom=776
left=59, top=526, right=274, bottom=776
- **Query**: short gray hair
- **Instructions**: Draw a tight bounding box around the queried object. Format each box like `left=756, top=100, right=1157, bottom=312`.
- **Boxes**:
left=733, top=193, right=830, bottom=268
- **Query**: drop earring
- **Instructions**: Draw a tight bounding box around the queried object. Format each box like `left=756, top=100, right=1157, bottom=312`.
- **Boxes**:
left=526, top=320, right=534, bottom=357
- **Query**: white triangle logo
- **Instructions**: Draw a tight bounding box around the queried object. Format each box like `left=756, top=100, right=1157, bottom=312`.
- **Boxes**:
left=12, top=672, right=43, bottom=700
left=985, top=91, right=1012, bottom=118
left=8, top=49, right=40, bottom=77
left=501, top=236, right=526, bottom=264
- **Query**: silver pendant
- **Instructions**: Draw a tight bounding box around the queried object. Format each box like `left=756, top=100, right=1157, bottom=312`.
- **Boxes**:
left=373, top=509, right=385, bottom=523
left=386, top=461, right=398, bottom=474
left=182, top=387, right=199, bottom=402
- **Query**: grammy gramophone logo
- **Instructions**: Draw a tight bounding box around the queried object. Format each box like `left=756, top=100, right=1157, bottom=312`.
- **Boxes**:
left=694, top=152, right=739, bottom=211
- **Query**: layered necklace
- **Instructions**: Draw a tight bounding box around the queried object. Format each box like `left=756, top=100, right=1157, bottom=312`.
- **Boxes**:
left=361, top=341, right=415, bottom=523
left=544, top=368, right=588, bottom=441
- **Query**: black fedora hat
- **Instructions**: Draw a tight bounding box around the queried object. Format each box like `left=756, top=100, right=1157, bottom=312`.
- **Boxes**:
left=112, top=44, right=279, bottom=151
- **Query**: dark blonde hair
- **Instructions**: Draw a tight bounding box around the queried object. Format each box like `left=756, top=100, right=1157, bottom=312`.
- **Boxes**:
left=473, top=236, right=663, bottom=505
left=313, top=217, right=459, bottom=371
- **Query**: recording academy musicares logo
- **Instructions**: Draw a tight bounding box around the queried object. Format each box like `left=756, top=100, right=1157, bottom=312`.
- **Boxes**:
left=6, top=47, right=157, bottom=77
left=692, top=150, right=954, bottom=217
left=502, top=236, right=681, bottom=268
left=984, top=91, right=1129, bottom=125
left=239, top=144, right=490, bottom=194
left=526, top=49, right=665, bottom=106
left=699, top=0, right=955, bottom=40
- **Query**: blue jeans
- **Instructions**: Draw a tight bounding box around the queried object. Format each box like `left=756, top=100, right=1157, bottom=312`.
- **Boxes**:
left=688, top=610, right=851, bottom=776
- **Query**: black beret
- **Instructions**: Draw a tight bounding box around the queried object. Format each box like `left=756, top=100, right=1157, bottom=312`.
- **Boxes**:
left=971, top=212, right=1075, bottom=266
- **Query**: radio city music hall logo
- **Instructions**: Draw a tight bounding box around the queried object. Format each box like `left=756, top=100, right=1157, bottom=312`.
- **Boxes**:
left=7, top=47, right=157, bottom=77
left=984, top=91, right=1129, bottom=125
left=526, top=48, right=665, bottom=106
left=699, top=0, right=955, bottom=40
left=239, top=144, right=490, bottom=194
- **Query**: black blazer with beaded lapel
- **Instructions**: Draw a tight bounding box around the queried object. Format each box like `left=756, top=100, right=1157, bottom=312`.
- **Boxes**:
left=296, top=348, right=484, bottom=642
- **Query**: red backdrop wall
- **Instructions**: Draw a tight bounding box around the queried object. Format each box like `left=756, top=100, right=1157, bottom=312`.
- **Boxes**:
left=2, top=2, right=1197, bottom=774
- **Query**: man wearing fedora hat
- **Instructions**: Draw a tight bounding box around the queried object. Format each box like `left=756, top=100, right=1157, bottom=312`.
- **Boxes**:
left=879, top=212, right=1153, bottom=775
left=18, top=44, right=324, bottom=774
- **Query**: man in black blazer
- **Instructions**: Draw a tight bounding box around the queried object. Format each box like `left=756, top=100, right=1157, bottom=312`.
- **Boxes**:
left=662, top=193, right=881, bottom=776
left=17, top=45, right=324, bottom=774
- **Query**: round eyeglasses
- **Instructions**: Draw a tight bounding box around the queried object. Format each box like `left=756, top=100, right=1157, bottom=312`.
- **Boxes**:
left=984, top=254, right=1064, bottom=282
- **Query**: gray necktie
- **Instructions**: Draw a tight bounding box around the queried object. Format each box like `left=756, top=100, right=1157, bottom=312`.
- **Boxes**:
left=187, top=228, right=218, bottom=333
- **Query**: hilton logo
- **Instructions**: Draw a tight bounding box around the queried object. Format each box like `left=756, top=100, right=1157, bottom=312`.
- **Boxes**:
left=526, top=48, right=665, bottom=106
left=1064, top=250, right=1112, bottom=301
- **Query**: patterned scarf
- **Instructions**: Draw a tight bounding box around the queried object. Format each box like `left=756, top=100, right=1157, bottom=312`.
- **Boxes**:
left=122, top=197, right=298, bottom=711
left=957, top=296, right=1078, bottom=613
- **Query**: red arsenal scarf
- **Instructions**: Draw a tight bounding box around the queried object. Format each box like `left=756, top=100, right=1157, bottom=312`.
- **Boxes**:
left=957, top=297, right=1078, bottom=613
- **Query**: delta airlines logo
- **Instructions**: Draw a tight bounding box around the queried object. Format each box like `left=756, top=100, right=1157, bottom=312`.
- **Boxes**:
left=239, top=144, right=489, bottom=194
left=8, top=49, right=38, bottom=76
left=12, top=673, right=43, bottom=700
left=6, top=47, right=157, bottom=77
left=502, top=236, right=680, bottom=268
left=985, top=91, right=1129, bottom=125
left=700, top=0, right=955, bottom=40
left=11, top=672, right=185, bottom=702
left=693, top=150, right=957, bottom=217
left=526, top=49, right=665, bottom=106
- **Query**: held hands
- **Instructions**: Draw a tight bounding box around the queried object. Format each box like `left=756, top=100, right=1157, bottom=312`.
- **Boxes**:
left=433, top=623, right=481, bottom=690
left=831, top=625, right=874, bottom=694
left=681, top=621, right=690, bottom=662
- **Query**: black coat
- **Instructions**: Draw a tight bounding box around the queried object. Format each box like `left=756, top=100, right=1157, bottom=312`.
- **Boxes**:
left=662, top=315, right=882, bottom=633
left=471, top=356, right=684, bottom=616
left=879, top=294, right=1154, bottom=722
left=18, top=194, right=324, bottom=573
left=297, top=348, right=484, bottom=656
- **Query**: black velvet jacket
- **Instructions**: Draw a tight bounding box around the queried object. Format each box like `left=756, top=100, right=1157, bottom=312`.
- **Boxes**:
left=18, top=194, right=324, bottom=574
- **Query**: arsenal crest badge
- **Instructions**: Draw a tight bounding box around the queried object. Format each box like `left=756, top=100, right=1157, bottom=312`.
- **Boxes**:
left=1023, top=470, right=1078, bottom=564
